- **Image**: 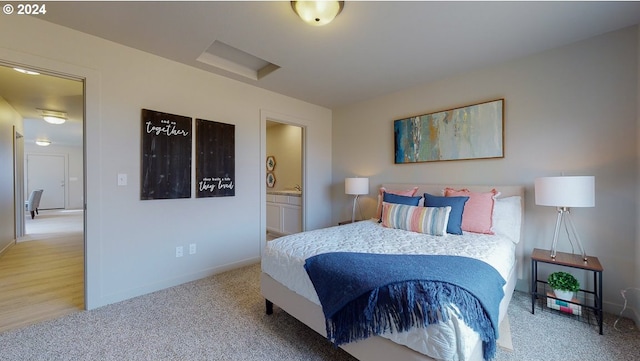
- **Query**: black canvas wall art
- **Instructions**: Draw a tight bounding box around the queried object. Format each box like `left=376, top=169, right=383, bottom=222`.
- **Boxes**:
left=196, top=118, right=235, bottom=198
left=140, top=109, right=192, bottom=200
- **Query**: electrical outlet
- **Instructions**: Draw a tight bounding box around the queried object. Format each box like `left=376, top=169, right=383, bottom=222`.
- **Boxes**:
left=189, top=243, right=196, bottom=255
left=175, top=246, right=183, bottom=258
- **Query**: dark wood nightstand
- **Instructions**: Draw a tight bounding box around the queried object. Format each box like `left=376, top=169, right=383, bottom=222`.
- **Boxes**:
left=530, top=248, right=604, bottom=334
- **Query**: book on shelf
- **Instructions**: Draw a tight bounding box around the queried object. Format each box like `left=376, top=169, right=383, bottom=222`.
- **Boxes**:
left=546, top=292, right=582, bottom=316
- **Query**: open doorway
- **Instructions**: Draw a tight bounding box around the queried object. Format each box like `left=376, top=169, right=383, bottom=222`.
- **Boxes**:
left=0, top=63, right=85, bottom=332
left=265, top=120, right=304, bottom=241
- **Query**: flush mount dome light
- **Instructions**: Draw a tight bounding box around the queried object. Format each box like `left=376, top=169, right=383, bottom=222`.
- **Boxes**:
left=13, top=67, right=40, bottom=75
left=291, top=1, right=344, bottom=26
left=35, top=139, right=51, bottom=146
left=38, top=109, right=67, bottom=125
left=43, top=116, right=66, bottom=124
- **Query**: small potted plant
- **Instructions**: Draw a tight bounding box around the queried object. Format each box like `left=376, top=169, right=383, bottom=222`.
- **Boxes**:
left=547, top=271, right=580, bottom=301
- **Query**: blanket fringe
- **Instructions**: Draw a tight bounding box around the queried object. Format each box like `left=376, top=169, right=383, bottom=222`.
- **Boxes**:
left=326, top=281, right=498, bottom=361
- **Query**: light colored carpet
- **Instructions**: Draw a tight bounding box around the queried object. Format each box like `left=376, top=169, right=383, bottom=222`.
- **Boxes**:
left=0, top=263, right=638, bottom=361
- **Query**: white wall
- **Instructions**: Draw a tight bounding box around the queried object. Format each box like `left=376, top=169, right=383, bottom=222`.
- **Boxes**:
left=0, top=97, right=23, bottom=254
left=0, top=15, right=332, bottom=309
left=333, top=26, right=638, bottom=316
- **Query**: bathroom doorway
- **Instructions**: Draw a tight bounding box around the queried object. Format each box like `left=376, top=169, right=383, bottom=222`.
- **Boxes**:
left=265, top=120, right=303, bottom=240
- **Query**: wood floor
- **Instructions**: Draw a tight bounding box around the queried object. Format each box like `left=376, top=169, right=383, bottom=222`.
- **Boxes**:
left=0, top=210, right=84, bottom=333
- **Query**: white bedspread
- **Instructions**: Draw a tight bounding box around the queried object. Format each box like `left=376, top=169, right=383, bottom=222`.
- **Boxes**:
left=261, top=219, right=516, bottom=361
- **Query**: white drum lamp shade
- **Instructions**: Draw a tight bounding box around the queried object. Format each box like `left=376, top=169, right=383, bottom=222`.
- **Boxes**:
left=535, top=176, right=595, bottom=208
left=345, top=177, right=369, bottom=195
left=345, top=177, right=369, bottom=223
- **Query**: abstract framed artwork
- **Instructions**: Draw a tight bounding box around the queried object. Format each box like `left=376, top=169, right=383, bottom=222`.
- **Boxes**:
left=394, top=99, right=504, bottom=163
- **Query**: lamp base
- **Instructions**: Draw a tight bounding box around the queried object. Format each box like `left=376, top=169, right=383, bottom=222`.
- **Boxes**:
left=351, top=194, right=360, bottom=223
left=550, top=207, right=588, bottom=262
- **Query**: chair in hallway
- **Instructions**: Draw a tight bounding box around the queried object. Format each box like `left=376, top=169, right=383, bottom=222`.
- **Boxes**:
left=25, top=189, right=43, bottom=219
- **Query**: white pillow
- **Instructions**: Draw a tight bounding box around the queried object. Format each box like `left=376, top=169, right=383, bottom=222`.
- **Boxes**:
left=492, top=196, right=522, bottom=243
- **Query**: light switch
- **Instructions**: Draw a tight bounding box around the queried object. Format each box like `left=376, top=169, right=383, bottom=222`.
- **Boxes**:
left=117, top=173, right=127, bottom=186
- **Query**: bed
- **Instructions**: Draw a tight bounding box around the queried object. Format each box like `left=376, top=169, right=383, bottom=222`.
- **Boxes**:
left=261, top=183, right=524, bottom=361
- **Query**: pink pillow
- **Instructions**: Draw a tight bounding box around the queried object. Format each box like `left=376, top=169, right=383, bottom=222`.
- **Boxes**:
left=375, top=186, right=419, bottom=220
left=444, top=188, right=499, bottom=234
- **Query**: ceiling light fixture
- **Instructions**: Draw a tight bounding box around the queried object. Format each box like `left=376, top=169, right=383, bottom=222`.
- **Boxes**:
left=35, top=139, right=51, bottom=146
left=13, top=67, right=40, bottom=75
left=291, top=1, right=344, bottom=26
left=38, top=109, right=67, bottom=125
left=43, top=116, right=66, bottom=124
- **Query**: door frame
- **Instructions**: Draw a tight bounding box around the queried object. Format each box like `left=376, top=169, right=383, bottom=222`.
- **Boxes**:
left=0, top=47, right=100, bottom=309
left=13, top=128, right=25, bottom=239
left=260, top=110, right=307, bottom=254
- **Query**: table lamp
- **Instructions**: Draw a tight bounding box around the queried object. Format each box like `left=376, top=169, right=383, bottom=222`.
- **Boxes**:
left=345, top=177, right=369, bottom=223
left=534, top=176, right=595, bottom=261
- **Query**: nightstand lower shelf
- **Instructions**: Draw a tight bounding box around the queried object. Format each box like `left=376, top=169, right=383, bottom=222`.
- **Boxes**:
left=530, top=248, right=603, bottom=335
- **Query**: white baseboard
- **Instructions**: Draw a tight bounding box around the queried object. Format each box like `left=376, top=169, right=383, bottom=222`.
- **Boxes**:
left=0, top=239, right=15, bottom=256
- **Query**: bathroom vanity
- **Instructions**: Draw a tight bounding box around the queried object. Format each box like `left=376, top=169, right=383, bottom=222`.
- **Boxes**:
left=266, top=191, right=302, bottom=235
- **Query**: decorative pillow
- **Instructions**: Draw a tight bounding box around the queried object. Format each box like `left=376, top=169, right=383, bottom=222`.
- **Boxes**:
left=423, top=193, right=469, bottom=235
left=444, top=188, right=500, bottom=234
left=375, top=186, right=419, bottom=220
left=492, top=196, right=522, bottom=243
left=381, top=202, right=451, bottom=236
left=382, top=192, right=422, bottom=206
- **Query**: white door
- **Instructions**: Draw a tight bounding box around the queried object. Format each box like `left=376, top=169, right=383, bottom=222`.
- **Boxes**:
left=27, top=154, right=65, bottom=209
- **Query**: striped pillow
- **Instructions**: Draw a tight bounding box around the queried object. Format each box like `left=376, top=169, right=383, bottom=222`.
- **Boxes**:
left=381, top=202, right=451, bottom=236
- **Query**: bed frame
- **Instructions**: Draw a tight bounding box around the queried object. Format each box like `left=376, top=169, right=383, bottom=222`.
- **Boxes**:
left=261, top=183, right=525, bottom=361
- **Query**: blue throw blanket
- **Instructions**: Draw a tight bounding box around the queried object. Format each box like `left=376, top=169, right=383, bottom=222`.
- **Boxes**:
left=304, top=252, right=505, bottom=361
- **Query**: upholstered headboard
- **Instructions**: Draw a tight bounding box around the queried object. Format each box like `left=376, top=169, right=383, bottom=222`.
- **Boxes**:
left=381, top=183, right=525, bottom=279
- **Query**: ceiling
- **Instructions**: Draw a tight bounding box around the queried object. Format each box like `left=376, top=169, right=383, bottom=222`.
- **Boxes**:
left=2, top=1, right=640, bottom=147
left=0, top=65, right=83, bottom=147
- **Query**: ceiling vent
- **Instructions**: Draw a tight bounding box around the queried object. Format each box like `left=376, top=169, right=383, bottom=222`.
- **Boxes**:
left=197, top=40, right=280, bottom=81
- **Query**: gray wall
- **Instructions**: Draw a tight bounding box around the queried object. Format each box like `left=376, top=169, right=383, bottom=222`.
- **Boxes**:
left=332, top=26, right=638, bottom=319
